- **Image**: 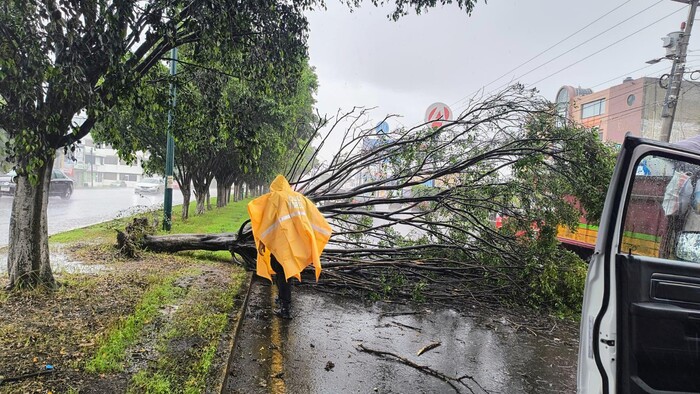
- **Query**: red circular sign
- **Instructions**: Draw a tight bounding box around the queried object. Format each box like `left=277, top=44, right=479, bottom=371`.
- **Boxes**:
left=424, top=102, right=453, bottom=128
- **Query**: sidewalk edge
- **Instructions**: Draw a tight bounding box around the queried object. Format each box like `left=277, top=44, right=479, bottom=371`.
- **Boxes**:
left=215, top=271, right=255, bottom=393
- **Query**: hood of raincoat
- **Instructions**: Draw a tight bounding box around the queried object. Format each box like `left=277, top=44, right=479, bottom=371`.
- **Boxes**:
left=270, top=175, right=291, bottom=193
left=247, top=175, right=332, bottom=282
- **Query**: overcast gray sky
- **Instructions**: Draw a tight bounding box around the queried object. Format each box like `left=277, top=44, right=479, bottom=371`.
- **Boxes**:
left=306, top=0, right=698, bottom=140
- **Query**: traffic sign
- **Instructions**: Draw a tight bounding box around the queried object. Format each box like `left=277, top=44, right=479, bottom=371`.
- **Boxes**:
left=424, top=102, right=453, bottom=128
left=376, top=121, right=389, bottom=134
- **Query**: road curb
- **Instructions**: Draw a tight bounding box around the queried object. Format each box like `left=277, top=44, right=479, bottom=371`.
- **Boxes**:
left=215, top=271, right=255, bottom=393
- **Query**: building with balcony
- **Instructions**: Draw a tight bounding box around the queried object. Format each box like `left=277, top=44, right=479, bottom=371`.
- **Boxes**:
left=54, top=134, right=150, bottom=187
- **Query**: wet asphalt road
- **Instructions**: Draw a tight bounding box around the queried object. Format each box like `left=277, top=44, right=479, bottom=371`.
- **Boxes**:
left=224, top=278, right=578, bottom=394
left=0, top=187, right=186, bottom=247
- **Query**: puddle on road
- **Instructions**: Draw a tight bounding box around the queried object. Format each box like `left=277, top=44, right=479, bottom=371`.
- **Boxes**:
left=283, top=290, right=577, bottom=393
left=0, top=245, right=109, bottom=275
left=227, top=281, right=578, bottom=394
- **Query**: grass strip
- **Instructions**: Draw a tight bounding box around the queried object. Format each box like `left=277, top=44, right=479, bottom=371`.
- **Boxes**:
left=49, top=197, right=251, bottom=244
left=127, top=269, right=247, bottom=393
left=85, top=272, right=185, bottom=373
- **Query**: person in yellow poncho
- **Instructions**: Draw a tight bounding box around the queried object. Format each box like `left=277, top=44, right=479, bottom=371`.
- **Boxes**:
left=247, top=175, right=332, bottom=318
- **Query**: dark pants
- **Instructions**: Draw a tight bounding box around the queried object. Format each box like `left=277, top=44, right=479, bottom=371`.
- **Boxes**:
left=270, top=255, right=291, bottom=305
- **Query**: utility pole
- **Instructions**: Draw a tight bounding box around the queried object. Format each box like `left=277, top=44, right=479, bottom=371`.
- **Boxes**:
left=163, top=46, right=177, bottom=231
left=659, top=0, right=698, bottom=143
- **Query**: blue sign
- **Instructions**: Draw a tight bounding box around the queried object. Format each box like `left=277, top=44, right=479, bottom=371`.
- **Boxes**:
left=376, top=121, right=389, bottom=134
left=636, top=159, right=651, bottom=176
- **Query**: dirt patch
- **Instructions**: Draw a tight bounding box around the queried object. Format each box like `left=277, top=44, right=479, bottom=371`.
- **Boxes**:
left=0, top=241, right=248, bottom=394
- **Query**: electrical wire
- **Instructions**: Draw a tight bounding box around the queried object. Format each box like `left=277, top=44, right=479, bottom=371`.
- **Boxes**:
left=452, top=0, right=672, bottom=113
left=577, top=60, right=700, bottom=108
left=524, top=6, right=687, bottom=89
left=554, top=62, right=700, bottom=131
left=588, top=64, right=656, bottom=90
left=568, top=73, right=700, bottom=128
left=449, top=0, right=637, bottom=109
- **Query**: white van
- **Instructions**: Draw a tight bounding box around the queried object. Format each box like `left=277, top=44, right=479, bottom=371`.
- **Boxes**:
left=579, top=135, right=700, bottom=393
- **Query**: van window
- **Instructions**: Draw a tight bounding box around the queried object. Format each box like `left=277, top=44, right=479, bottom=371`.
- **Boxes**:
left=620, top=154, right=700, bottom=260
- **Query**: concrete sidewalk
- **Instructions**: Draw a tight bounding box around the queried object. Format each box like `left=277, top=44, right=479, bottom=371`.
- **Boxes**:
left=223, top=277, right=577, bottom=393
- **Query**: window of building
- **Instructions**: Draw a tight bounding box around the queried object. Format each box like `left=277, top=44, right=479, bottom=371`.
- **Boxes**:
left=555, top=88, right=570, bottom=127
left=627, top=94, right=636, bottom=106
left=103, top=172, right=117, bottom=180
left=104, top=155, right=118, bottom=165
left=581, top=99, right=605, bottom=119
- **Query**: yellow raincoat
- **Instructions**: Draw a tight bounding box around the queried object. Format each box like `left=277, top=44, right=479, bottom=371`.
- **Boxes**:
left=247, top=175, right=332, bottom=282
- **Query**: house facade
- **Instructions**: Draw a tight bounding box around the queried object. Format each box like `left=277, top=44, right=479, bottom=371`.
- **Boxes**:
left=54, top=133, right=149, bottom=188
left=555, top=76, right=700, bottom=144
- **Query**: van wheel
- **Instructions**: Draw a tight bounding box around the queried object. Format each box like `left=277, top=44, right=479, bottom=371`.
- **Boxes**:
left=61, top=187, right=72, bottom=200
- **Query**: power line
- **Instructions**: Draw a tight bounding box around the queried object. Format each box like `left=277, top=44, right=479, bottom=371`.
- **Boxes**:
left=524, top=6, right=687, bottom=89
left=588, top=64, right=656, bottom=90
left=565, top=66, right=698, bottom=123
left=453, top=0, right=670, bottom=112
left=569, top=69, right=700, bottom=125
left=583, top=59, right=700, bottom=95
left=584, top=60, right=700, bottom=105
left=449, top=0, right=636, bottom=109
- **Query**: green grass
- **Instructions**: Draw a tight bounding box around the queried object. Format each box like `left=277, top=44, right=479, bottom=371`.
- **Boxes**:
left=129, top=371, right=172, bottom=394
left=48, top=216, right=138, bottom=243
left=175, top=250, right=233, bottom=263
left=163, top=197, right=251, bottom=235
left=49, top=197, right=252, bottom=244
left=126, top=269, right=248, bottom=393
left=48, top=195, right=252, bottom=388
left=85, top=272, right=187, bottom=373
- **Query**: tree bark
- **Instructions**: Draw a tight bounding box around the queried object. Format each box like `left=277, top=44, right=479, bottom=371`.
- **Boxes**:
left=180, top=185, right=191, bottom=219
left=143, top=233, right=238, bottom=252
left=194, top=185, right=208, bottom=215
left=216, top=183, right=227, bottom=208
left=7, top=159, right=55, bottom=289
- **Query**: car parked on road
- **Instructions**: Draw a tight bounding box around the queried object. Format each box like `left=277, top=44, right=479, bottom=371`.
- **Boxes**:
left=135, top=177, right=164, bottom=194
left=0, top=169, right=74, bottom=199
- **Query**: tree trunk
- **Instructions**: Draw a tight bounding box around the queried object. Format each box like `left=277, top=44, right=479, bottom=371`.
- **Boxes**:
left=181, top=185, right=191, bottom=219
left=194, top=190, right=206, bottom=215
left=206, top=189, right=212, bottom=211
left=143, top=233, right=238, bottom=252
left=7, top=160, right=55, bottom=289
left=216, top=183, right=226, bottom=208
left=138, top=232, right=257, bottom=269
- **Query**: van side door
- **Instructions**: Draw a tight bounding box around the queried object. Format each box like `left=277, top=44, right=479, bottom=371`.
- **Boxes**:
left=578, top=136, right=700, bottom=393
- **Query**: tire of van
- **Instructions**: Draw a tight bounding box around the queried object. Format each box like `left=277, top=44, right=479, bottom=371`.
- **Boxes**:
left=61, top=186, right=72, bottom=200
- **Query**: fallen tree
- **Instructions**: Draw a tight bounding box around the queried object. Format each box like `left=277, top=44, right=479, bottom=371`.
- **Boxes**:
left=123, top=85, right=616, bottom=313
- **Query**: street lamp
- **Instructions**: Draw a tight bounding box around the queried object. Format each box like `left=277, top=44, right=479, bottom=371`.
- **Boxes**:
left=645, top=57, right=666, bottom=65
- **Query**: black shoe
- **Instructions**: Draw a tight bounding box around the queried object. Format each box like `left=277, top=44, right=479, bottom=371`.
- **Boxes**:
left=274, top=304, right=292, bottom=319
